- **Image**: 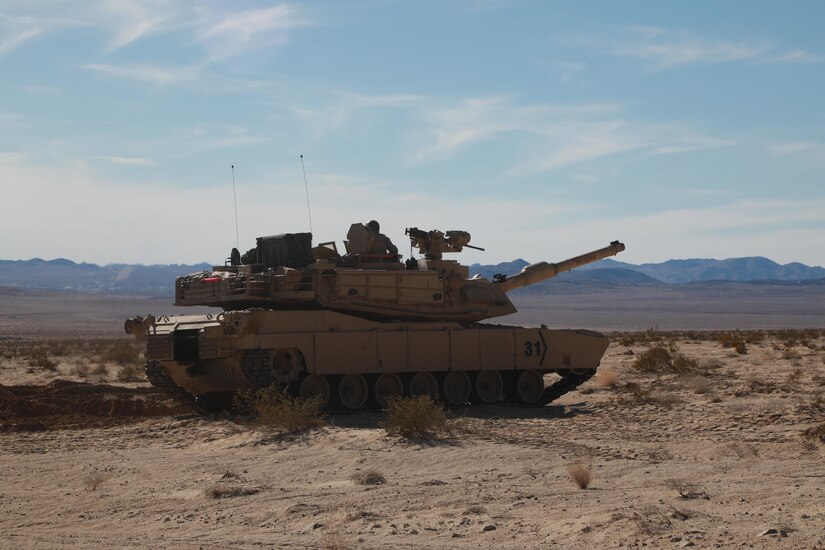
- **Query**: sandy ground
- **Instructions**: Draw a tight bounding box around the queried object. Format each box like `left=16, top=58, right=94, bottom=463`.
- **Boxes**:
left=2, top=331, right=824, bottom=549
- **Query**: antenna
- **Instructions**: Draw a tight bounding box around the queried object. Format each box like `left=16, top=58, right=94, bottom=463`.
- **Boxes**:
left=231, top=164, right=239, bottom=249
left=300, top=154, right=313, bottom=234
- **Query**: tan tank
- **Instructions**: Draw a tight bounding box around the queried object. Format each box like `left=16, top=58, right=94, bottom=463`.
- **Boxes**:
left=128, top=225, right=625, bottom=411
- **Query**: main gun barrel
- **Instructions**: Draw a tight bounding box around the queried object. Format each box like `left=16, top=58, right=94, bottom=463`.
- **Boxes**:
left=496, top=241, right=626, bottom=292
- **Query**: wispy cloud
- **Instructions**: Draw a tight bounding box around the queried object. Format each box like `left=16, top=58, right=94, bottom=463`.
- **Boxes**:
left=0, top=15, right=44, bottom=57
left=409, top=96, right=735, bottom=175
left=89, top=155, right=154, bottom=166
left=610, top=27, right=770, bottom=69
left=574, top=26, right=822, bottom=70
left=767, top=141, right=825, bottom=159
left=195, top=4, right=311, bottom=60
left=85, top=63, right=198, bottom=85
left=761, top=49, right=825, bottom=64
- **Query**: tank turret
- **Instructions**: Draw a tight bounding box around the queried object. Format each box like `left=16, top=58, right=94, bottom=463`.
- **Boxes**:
left=173, top=227, right=625, bottom=324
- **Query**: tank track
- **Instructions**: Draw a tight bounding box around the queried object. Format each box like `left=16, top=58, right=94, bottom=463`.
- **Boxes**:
left=144, top=360, right=595, bottom=413
left=537, top=368, right=596, bottom=406
left=144, top=360, right=207, bottom=415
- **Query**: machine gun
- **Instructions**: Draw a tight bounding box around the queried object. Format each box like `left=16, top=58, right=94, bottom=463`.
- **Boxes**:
left=405, top=227, right=485, bottom=260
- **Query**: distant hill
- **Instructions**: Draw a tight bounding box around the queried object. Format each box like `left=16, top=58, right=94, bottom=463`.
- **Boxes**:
left=470, top=256, right=825, bottom=285
left=0, top=258, right=211, bottom=295
left=0, top=254, right=823, bottom=297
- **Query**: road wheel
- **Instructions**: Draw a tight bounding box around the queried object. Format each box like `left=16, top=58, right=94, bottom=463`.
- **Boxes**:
left=442, top=371, right=471, bottom=405
left=515, top=369, right=545, bottom=404
left=474, top=370, right=503, bottom=404
left=408, top=372, right=439, bottom=400
left=373, top=373, right=403, bottom=408
left=337, top=374, right=369, bottom=410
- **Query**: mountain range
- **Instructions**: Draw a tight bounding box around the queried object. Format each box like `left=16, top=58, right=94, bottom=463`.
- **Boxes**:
left=0, top=256, right=823, bottom=296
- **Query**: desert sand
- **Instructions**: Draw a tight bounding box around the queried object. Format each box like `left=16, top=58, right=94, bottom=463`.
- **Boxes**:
left=2, top=326, right=824, bottom=549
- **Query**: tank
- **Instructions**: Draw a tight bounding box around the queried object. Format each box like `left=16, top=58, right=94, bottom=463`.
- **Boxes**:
left=127, top=224, right=625, bottom=411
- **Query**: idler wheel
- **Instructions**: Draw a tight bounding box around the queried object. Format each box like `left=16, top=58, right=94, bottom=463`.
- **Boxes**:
left=474, top=371, right=503, bottom=404
left=442, top=371, right=471, bottom=405
left=374, top=373, right=403, bottom=408
left=337, top=374, right=369, bottom=410
left=515, top=369, right=545, bottom=404
left=408, top=372, right=439, bottom=400
left=299, top=374, right=330, bottom=407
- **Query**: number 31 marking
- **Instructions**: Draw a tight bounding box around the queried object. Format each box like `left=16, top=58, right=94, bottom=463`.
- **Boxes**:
left=524, top=340, right=542, bottom=357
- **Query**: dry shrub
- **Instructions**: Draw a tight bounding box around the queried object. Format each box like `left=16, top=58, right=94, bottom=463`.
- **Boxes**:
left=234, top=385, right=326, bottom=435
left=614, top=383, right=680, bottom=408
left=320, top=521, right=350, bottom=550
left=664, top=478, right=707, bottom=499
left=716, top=333, right=748, bottom=354
left=630, top=505, right=672, bottom=535
left=117, top=363, right=145, bottom=381
left=464, top=504, right=487, bottom=515
left=383, top=395, right=446, bottom=439
left=204, top=484, right=260, bottom=499
left=782, top=347, right=800, bottom=360
left=26, top=349, right=58, bottom=372
left=83, top=471, right=111, bottom=491
left=596, top=368, right=619, bottom=387
left=351, top=469, right=386, bottom=486
left=683, top=375, right=713, bottom=394
left=102, top=340, right=141, bottom=366
left=567, top=464, right=592, bottom=489
left=632, top=346, right=673, bottom=373
left=631, top=346, right=701, bottom=375
left=786, top=369, right=804, bottom=384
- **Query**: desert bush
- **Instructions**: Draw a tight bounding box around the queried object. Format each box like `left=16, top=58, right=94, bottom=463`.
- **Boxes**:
left=632, top=346, right=701, bottom=375
left=464, top=504, right=487, bottom=515
left=630, top=506, right=672, bottom=535
left=683, top=375, right=713, bottom=394
left=83, top=471, right=111, bottom=491
left=614, top=383, right=681, bottom=408
left=716, top=332, right=748, bottom=354
left=671, top=354, right=699, bottom=373
left=632, top=346, right=672, bottom=373
left=351, top=469, right=386, bottom=486
left=567, top=464, right=592, bottom=489
left=25, top=348, right=58, bottom=371
left=234, top=385, right=326, bottom=435
left=782, top=347, right=800, bottom=360
left=102, top=340, right=141, bottom=366
left=664, top=478, right=707, bottom=499
left=382, top=395, right=447, bottom=439
left=117, top=363, right=145, bottom=381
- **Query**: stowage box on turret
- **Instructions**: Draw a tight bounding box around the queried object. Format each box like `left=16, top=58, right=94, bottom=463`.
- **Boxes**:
left=127, top=222, right=625, bottom=411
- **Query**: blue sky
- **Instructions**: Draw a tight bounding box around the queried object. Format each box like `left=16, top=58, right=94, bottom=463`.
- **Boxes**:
left=1, top=1, right=823, bottom=266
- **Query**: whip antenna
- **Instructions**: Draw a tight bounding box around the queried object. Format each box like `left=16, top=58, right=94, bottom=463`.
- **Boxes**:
left=300, top=154, right=313, bottom=234
left=231, top=164, right=239, bottom=249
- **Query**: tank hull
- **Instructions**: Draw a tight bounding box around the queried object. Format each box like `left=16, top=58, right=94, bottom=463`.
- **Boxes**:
left=140, top=309, right=608, bottom=408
